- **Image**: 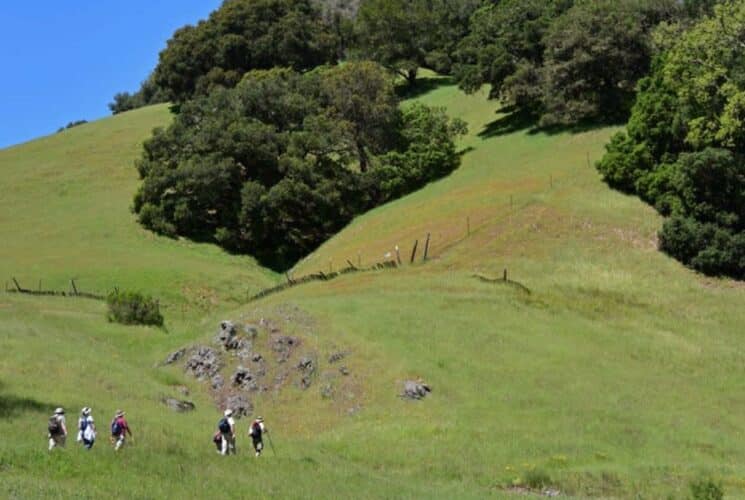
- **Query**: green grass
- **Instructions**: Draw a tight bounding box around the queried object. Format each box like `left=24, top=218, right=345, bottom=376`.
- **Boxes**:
left=1, top=82, right=744, bottom=499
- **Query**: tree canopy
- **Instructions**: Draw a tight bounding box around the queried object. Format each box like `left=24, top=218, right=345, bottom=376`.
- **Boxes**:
left=134, top=63, right=465, bottom=270
left=353, top=0, right=484, bottom=83
left=152, top=0, right=339, bottom=103
left=597, top=1, right=745, bottom=279
left=454, top=0, right=691, bottom=125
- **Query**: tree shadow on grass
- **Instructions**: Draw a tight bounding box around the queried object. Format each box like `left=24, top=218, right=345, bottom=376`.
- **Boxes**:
left=478, top=106, right=621, bottom=139
left=0, top=383, right=54, bottom=419
left=396, top=76, right=456, bottom=100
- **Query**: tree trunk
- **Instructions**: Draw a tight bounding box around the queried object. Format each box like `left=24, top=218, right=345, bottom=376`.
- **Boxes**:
left=357, top=142, right=369, bottom=173
left=406, top=68, right=418, bottom=86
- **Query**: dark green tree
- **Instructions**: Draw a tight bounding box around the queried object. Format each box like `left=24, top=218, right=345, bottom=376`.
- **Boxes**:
left=354, top=0, right=483, bottom=84
left=134, top=63, right=466, bottom=270
left=597, top=1, right=745, bottom=279
left=152, top=0, right=339, bottom=103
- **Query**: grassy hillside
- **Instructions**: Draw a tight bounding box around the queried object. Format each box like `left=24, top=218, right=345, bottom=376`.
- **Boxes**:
left=1, top=82, right=744, bottom=499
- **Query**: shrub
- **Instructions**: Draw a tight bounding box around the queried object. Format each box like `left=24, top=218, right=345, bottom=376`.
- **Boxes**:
left=106, top=290, right=164, bottom=327
left=689, top=477, right=724, bottom=500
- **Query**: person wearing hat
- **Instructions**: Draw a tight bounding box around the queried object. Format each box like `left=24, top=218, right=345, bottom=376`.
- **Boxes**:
left=47, top=407, right=68, bottom=451
left=77, top=407, right=96, bottom=450
left=218, top=409, right=236, bottom=455
left=110, top=410, right=132, bottom=451
left=248, top=416, right=268, bottom=457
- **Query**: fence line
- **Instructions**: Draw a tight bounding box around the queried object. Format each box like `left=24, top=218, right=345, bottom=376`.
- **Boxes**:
left=249, top=260, right=398, bottom=302
left=5, top=278, right=106, bottom=301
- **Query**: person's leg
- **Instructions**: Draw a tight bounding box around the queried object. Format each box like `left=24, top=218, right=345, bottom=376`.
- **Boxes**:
left=48, top=436, right=55, bottom=451
left=59, top=435, right=66, bottom=448
left=115, top=436, right=125, bottom=451
left=221, top=434, right=228, bottom=455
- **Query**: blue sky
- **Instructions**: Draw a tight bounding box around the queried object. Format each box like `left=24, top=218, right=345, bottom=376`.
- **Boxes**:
left=0, top=1, right=222, bottom=149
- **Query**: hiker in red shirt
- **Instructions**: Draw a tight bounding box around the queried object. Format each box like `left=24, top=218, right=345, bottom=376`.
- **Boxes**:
left=111, top=409, right=132, bottom=451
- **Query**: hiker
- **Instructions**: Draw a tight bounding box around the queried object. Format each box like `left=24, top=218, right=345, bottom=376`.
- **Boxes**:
left=111, top=410, right=132, bottom=451
left=47, top=407, right=68, bottom=451
left=218, top=409, right=236, bottom=455
left=248, top=416, right=268, bottom=457
left=77, top=407, right=96, bottom=450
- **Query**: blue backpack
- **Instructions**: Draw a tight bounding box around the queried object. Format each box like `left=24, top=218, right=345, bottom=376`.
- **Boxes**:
left=80, top=418, right=89, bottom=432
left=111, top=419, right=122, bottom=436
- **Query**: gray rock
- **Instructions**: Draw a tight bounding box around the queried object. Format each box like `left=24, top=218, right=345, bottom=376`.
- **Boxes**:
left=339, top=366, right=350, bottom=376
left=164, top=348, right=186, bottom=365
left=235, top=338, right=253, bottom=359
left=215, top=320, right=239, bottom=350
left=328, top=351, right=347, bottom=364
left=252, top=353, right=263, bottom=363
left=402, top=380, right=431, bottom=400
left=243, top=325, right=259, bottom=339
left=231, top=366, right=259, bottom=392
left=297, top=356, right=314, bottom=372
left=162, top=397, right=195, bottom=412
left=211, top=374, right=224, bottom=390
left=184, top=347, right=221, bottom=380
left=223, top=394, right=252, bottom=418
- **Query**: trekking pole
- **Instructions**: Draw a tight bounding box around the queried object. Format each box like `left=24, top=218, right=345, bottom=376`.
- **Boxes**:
left=266, top=433, right=277, bottom=457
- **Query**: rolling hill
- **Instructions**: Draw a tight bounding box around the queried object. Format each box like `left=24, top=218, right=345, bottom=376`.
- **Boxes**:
left=1, top=80, right=743, bottom=498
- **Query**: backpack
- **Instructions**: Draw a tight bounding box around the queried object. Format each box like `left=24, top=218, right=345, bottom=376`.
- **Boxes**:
left=48, top=416, right=61, bottom=435
left=218, top=417, right=231, bottom=434
left=111, top=418, right=122, bottom=436
left=80, top=418, right=89, bottom=433
left=250, top=421, right=262, bottom=437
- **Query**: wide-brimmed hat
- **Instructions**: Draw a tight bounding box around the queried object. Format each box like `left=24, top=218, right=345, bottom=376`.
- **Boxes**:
left=224, top=409, right=233, bottom=417
left=115, top=409, right=125, bottom=417
left=256, top=416, right=264, bottom=422
left=81, top=407, right=91, bottom=416
left=54, top=407, right=65, bottom=415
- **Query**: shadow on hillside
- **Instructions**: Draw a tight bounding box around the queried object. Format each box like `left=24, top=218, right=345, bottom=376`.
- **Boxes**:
left=396, top=76, right=455, bottom=99
left=479, top=107, right=620, bottom=139
left=0, top=383, right=53, bottom=419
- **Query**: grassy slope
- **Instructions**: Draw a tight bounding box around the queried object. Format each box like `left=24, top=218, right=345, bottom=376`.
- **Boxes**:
left=1, top=84, right=743, bottom=499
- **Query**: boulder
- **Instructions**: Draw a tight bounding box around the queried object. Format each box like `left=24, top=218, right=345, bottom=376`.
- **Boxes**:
left=297, top=356, right=315, bottom=372
left=231, top=366, right=259, bottom=392
left=164, top=348, right=186, bottom=365
left=184, top=347, right=221, bottom=380
left=223, top=394, right=253, bottom=418
left=162, top=398, right=195, bottom=412
left=402, top=380, right=431, bottom=400
left=328, top=351, right=347, bottom=364
left=215, top=321, right=239, bottom=350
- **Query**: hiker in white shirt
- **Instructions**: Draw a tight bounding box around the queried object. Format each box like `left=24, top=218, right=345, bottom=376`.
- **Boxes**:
left=77, top=407, right=96, bottom=450
left=218, top=409, right=236, bottom=455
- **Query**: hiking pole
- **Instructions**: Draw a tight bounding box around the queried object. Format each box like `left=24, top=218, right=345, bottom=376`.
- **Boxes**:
left=266, top=433, right=277, bottom=457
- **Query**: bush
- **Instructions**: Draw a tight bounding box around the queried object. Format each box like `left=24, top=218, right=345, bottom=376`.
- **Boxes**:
left=689, top=477, right=724, bottom=500
left=106, top=290, right=164, bottom=327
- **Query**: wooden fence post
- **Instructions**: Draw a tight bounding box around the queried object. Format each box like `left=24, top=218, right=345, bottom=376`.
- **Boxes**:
left=410, top=240, right=419, bottom=264
left=503, top=269, right=508, bottom=281
left=423, top=233, right=431, bottom=261
left=71, top=279, right=79, bottom=295
left=346, top=260, right=356, bottom=270
left=395, top=245, right=402, bottom=265
left=12, top=277, right=22, bottom=292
